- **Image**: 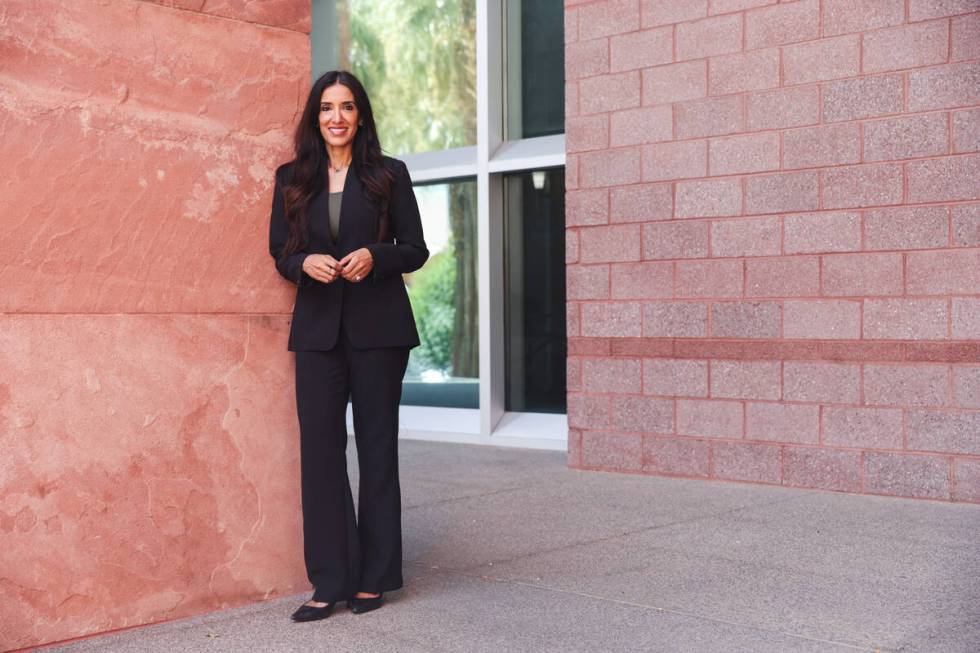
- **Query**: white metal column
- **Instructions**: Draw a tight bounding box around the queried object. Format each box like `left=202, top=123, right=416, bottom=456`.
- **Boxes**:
left=477, top=0, right=506, bottom=437
left=389, top=1, right=568, bottom=450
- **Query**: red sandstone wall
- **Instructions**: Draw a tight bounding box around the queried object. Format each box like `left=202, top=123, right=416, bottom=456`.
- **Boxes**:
left=0, top=2, right=311, bottom=649
left=564, top=0, right=980, bottom=502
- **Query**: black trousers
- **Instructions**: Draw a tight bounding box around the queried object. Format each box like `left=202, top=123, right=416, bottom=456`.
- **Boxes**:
left=294, top=325, right=410, bottom=603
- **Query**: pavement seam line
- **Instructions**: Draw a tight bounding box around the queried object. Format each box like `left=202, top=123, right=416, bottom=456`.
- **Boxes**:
left=414, top=565, right=878, bottom=652
left=430, top=495, right=803, bottom=572
left=402, top=482, right=544, bottom=510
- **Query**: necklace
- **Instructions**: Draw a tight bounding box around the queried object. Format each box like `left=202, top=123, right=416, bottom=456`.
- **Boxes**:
left=329, top=158, right=351, bottom=173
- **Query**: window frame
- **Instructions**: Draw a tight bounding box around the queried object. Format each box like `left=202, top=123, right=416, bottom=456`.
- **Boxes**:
left=313, top=0, right=567, bottom=450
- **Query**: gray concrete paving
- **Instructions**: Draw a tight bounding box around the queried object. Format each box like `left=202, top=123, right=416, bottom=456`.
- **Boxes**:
left=42, top=439, right=980, bottom=653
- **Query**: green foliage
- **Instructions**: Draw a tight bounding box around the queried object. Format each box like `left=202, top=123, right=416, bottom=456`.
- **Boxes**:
left=407, top=248, right=456, bottom=373
left=348, top=0, right=477, bottom=155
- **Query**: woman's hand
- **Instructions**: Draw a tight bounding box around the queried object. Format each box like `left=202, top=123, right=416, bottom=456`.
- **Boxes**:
left=339, top=248, right=374, bottom=283
left=302, top=254, right=342, bottom=284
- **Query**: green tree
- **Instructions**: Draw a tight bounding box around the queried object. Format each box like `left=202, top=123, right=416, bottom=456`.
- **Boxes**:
left=407, top=248, right=456, bottom=372
left=343, top=0, right=476, bottom=154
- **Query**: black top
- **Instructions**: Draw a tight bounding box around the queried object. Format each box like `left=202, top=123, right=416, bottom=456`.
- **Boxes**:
left=327, top=191, right=342, bottom=243
left=268, top=156, right=429, bottom=351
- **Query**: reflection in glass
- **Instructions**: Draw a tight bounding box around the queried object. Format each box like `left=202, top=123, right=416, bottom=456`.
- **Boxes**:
left=504, top=169, right=566, bottom=413
left=402, top=179, right=479, bottom=408
left=332, top=0, right=477, bottom=156
left=505, top=0, right=565, bottom=140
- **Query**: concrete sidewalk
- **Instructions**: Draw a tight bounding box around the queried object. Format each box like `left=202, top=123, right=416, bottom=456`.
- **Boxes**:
left=43, top=440, right=980, bottom=652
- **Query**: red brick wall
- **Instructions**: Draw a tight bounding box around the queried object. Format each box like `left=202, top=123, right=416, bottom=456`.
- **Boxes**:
left=564, top=0, right=980, bottom=503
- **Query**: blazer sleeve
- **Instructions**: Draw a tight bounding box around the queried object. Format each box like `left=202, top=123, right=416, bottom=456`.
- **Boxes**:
left=268, top=164, right=311, bottom=287
left=366, top=160, right=429, bottom=280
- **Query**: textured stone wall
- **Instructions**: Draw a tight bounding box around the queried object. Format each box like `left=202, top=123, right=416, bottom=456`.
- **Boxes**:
left=565, top=0, right=980, bottom=503
left=0, top=2, right=311, bottom=649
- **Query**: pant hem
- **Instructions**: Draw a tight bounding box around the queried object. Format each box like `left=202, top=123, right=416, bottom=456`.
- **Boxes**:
left=311, top=581, right=403, bottom=603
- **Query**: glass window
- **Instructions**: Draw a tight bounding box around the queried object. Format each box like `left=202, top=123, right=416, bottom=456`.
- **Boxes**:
left=503, top=169, right=566, bottom=413
left=402, top=179, right=479, bottom=409
left=312, top=0, right=568, bottom=423
left=505, top=0, right=565, bottom=140
left=328, top=0, right=478, bottom=156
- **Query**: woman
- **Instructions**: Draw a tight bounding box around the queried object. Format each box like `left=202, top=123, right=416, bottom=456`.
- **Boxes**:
left=268, top=70, right=428, bottom=622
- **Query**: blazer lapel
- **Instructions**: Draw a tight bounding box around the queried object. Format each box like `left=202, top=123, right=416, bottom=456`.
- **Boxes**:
left=337, top=161, right=361, bottom=248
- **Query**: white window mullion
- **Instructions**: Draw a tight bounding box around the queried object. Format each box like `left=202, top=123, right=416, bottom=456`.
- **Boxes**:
left=487, top=134, right=566, bottom=173
left=477, top=0, right=505, bottom=437
left=401, top=146, right=478, bottom=183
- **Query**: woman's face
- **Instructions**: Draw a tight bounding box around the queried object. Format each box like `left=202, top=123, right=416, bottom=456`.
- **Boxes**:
left=319, top=83, right=359, bottom=150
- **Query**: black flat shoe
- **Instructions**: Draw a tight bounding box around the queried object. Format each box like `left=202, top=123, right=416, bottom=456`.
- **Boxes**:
left=349, top=593, right=384, bottom=614
left=291, top=601, right=334, bottom=622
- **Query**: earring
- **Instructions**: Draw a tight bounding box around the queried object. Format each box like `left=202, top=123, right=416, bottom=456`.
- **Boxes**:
left=358, top=120, right=363, bottom=126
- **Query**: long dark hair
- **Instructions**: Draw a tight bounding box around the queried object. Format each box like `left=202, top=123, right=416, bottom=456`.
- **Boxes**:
left=280, top=70, right=395, bottom=257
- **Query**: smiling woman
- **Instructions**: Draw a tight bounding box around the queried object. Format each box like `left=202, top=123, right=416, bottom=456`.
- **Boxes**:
left=267, top=69, right=429, bottom=622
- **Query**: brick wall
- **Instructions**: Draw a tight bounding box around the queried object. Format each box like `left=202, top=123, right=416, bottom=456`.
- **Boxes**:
left=564, top=0, right=980, bottom=503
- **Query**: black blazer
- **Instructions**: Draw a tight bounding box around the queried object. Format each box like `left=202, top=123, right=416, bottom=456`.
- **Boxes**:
left=268, top=156, right=429, bottom=351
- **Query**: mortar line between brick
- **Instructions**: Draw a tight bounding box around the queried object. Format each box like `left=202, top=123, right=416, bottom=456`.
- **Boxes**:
left=946, top=17, right=953, bottom=61
left=859, top=33, right=867, bottom=75
left=949, top=455, right=957, bottom=499
left=818, top=255, right=825, bottom=298
left=741, top=399, right=747, bottom=438
left=778, top=45, right=784, bottom=87
left=574, top=427, right=980, bottom=458
left=816, top=166, right=824, bottom=210
left=902, top=71, right=909, bottom=113
left=575, top=130, right=974, bottom=170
